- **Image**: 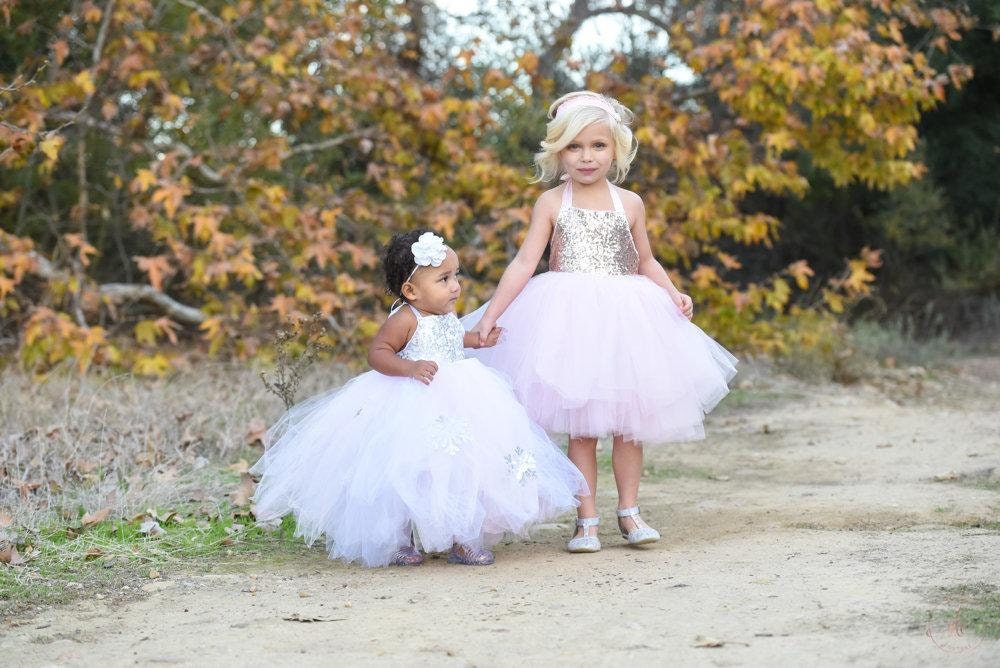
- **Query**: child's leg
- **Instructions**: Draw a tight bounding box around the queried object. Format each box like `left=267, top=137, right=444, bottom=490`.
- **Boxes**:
left=612, top=436, right=656, bottom=536
left=611, top=435, right=641, bottom=509
left=568, top=436, right=599, bottom=537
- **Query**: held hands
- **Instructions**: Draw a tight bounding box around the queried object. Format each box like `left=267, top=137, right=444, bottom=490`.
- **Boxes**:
left=479, top=326, right=503, bottom=348
left=474, top=317, right=498, bottom=347
left=673, top=292, right=694, bottom=319
left=408, top=359, right=438, bottom=385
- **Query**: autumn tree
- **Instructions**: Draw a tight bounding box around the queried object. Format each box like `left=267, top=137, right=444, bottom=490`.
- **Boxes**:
left=0, top=0, right=976, bottom=373
left=1, top=0, right=524, bottom=372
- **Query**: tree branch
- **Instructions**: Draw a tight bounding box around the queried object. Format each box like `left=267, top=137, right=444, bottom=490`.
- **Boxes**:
left=98, top=284, right=207, bottom=325
left=536, top=1, right=681, bottom=80
left=92, top=0, right=116, bottom=66
left=27, top=251, right=207, bottom=326
left=285, top=128, right=380, bottom=157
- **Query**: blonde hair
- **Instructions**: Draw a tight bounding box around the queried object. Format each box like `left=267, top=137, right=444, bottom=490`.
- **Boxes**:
left=532, top=91, right=638, bottom=184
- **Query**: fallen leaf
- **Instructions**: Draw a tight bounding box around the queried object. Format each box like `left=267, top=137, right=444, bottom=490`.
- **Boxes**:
left=693, top=635, right=725, bottom=648
left=84, top=547, right=105, bottom=560
left=228, top=459, right=249, bottom=474
left=0, top=509, right=12, bottom=528
left=148, top=568, right=161, bottom=579
left=245, top=418, right=267, bottom=445
left=0, top=544, right=25, bottom=566
left=16, top=480, right=41, bottom=500
left=81, top=506, right=113, bottom=528
left=139, top=520, right=164, bottom=536
left=229, top=473, right=256, bottom=507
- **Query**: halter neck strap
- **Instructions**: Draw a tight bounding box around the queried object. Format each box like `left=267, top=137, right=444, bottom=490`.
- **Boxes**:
left=560, top=180, right=625, bottom=214
left=388, top=300, right=424, bottom=319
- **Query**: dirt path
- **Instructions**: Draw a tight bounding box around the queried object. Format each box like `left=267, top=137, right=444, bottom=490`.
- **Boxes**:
left=4, top=363, right=999, bottom=666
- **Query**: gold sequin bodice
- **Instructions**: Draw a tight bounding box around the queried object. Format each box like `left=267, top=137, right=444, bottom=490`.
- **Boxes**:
left=549, top=181, right=639, bottom=276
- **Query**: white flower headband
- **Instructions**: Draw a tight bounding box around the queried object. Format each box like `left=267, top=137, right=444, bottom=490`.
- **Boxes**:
left=406, top=232, right=448, bottom=281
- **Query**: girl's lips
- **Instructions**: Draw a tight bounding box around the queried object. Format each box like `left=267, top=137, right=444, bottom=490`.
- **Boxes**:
left=578, top=168, right=597, bottom=174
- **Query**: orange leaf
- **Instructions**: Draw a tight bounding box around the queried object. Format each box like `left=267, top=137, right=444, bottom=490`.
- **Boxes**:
left=81, top=506, right=112, bottom=528
left=134, top=255, right=173, bottom=291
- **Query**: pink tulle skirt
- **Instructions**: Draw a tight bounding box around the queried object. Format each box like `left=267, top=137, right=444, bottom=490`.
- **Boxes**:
left=462, top=271, right=738, bottom=444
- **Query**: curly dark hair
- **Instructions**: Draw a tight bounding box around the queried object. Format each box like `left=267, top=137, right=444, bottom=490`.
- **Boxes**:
left=382, top=228, right=431, bottom=298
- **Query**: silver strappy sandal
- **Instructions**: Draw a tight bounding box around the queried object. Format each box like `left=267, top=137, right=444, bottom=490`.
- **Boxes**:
left=616, top=506, right=660, bottom=545
left=447, top=544, right=495, bottom=565
left=566, top=516, right=601, bottom=553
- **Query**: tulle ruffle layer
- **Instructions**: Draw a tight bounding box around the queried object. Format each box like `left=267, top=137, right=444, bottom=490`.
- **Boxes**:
left=462, top=272, right=738, bottom=443
left=250, top=359, right=587, bottom=567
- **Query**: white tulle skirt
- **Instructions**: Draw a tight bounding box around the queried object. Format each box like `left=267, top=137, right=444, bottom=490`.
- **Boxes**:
left=249, top=358, right=587, bottom=567
left=462, top=271, right=738, bottom=444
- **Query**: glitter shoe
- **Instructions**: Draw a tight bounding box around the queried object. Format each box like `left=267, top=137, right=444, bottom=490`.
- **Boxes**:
left=566, top=516, right=601, bottom=553
left=447, top=544, right=495, bottom=565
left=390, top=544, right=425, bottom=566
left=616, top=506, right=660, bottom=545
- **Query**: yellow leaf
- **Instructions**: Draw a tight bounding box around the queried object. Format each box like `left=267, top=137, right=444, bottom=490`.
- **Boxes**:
left=823, top=289, right=845, bottom=314
left=134, top=319, right=160, bottom=346
left=131, top=169, right=157, bottom=193
left=267, top=54, right=287, bottom=75
left=39, top=135, right=64, bottom=163
left=74, top=70, right=96, bottom=96
left=133, top=353, right=171, bottom=377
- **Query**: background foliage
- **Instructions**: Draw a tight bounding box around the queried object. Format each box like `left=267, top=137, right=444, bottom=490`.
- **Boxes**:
left=0, top=0, right=996, bottom=375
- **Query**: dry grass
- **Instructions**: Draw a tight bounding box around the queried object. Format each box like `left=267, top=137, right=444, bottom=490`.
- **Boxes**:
left=0, top=360, right=349, bottom=529
left=1, top=360, right=351, bottom=614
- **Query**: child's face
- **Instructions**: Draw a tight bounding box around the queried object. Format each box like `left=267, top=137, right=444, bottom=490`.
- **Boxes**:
left=559, top=122, right=614, bottom=185
left=402, top=248, right=461, bottom=315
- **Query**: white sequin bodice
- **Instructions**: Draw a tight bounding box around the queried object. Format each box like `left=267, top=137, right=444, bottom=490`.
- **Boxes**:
left=398, top=308, right=466, bottom=364
left=549, top=181, right=639, bottom=276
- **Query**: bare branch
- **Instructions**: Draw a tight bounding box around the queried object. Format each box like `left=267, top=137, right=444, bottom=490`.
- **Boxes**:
left=537, top=1, right=681, bottom=80
left=98, top=284, right=207, bottom=325
left=285, top=128, right=380, bottom=157
left=0, top=62, right=49, bottom=93
left=27, top=251, right=207, bottom=326
left=174, top=0, right=226, bottom=29
left=92, top=0, right=116, bottom=66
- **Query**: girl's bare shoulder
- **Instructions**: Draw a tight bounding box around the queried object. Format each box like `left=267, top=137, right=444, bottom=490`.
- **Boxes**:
left=531, top=185, right=565, bottom=221
left=535, top=184, right=565, bottom=207
left=380, top=306, right=417, bottom=337
left=613, top=184, right=645, bottom=221
left=613, top=184, right=644, bottom=208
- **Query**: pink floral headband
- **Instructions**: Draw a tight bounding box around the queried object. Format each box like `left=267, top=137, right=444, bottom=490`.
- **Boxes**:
left=554, top=94, right=622, bottom=123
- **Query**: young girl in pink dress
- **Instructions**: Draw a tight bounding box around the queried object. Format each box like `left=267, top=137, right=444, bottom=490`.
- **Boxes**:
left=465, top=91, right=737, bottom=553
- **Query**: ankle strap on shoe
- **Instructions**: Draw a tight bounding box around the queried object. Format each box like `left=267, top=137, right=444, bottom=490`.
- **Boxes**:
left=616, top=506, right=640, bottom=518
left=575, top=516, right=600, bottom=527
